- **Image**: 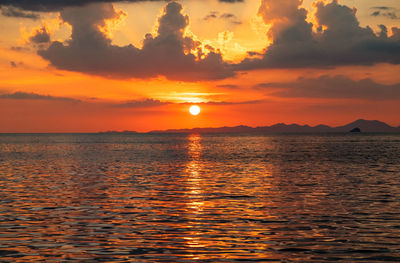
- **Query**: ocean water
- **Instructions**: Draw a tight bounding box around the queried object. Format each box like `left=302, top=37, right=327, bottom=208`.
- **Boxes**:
left=0, top=133, right=400, bottom=262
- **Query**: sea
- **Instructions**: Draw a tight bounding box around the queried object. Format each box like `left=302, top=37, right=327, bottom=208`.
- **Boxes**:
left=0, top=133, right=399, bottom=262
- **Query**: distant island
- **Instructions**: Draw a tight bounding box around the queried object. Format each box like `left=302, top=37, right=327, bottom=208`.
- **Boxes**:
left=99, top=130, right=137, bottom=134
left=97, top=119, right=400, bottom=134
left=147, top=119, right=400, bottom=134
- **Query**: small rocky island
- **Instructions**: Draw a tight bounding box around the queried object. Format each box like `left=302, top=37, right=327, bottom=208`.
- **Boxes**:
left=350, top=127, right=361, bottom=133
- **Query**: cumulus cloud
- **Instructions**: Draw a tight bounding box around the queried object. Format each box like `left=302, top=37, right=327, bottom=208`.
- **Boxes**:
left=38, top=2, right=234, bottom=81
left=0, top=0, right=242, bottom=12
left=255, top=75, right=400, bottom=100
left=12, top=0, right=400, bottom=78
left=238, top=0, right=400, bottom=70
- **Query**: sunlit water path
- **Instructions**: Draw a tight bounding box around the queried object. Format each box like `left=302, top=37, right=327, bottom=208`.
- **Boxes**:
left=0, top=133, right=400, bottom=262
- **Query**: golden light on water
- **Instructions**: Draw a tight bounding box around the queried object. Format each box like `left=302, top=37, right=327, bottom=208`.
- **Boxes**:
left=189, top=105, right=201, bottom=116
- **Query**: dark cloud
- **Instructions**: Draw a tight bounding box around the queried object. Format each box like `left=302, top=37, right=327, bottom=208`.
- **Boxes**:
left=247, top=51, right=262, bottom=57
left=113, top=98, right=262, bottom=107
left=10, top=46, right=30, bottom=52
left=0, top=92, right=81, bottom=102
left=203, top=11, right=242, bottom=24
left=220, top=13, right=234, bottom=18
left=237, top=0, right=400, bottom=70
left=29, top=26, right=50, bottom=44
left=0, top=91, right=162, bottom=108
left=0, top=1, right=163, bottom=12
left=114, top=98, right=261, bottom=107
left=1, top=6, right=39, bottom=19
left=372, top=7, right=392, bottom=10
left=370, top=6, right=398, bottom=20
left=203, top=11, right=218, bottom=21
left=0, top=0, right=242, bottom=12
left=38, top=2, right=234, bottom=81
left=255, top=75, right=400, bottom=100
left=113, top=98, right=168, bottom=108
left=0, top=91, right=258, bottom=108
left=112, top=97, right=261, bottom=107
left=221, top=13, right=242, bottom=24
left=9, top=61, right=24, bottom=67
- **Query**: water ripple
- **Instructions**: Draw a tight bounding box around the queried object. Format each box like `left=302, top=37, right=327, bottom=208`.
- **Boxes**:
left=0, top=133, right=400, bottom=262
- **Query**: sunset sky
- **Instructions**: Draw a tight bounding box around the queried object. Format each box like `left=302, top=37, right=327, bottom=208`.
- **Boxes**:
left=0, top=0, right=399, bottom=132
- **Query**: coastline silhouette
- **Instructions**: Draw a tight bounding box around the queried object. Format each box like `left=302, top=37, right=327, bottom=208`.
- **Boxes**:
left=100, top=119, right=400, bottom=134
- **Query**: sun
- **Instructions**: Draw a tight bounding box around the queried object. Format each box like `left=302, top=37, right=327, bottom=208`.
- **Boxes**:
left=189, top=105, right=201, bottom=116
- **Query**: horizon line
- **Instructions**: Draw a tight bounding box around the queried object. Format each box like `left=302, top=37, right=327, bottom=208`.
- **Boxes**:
left=1, top=119, right=400, bottom=134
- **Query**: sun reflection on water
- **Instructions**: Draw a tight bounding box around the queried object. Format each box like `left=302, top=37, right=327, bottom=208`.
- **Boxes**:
left=183, top=134, right=207, bottom=252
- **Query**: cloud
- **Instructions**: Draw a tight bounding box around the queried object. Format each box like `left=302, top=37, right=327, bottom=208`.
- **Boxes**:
left=10, top=46, right=30, bottom=52
left=112, top=98, right=260, bottom=108
left=113, top=98, right=169, bottom=108
left=255, top=75, right=400, bottom=100
left=0, top=91, right=259, bottom=108
left=38, top=2, right=234, bottom=81
left=112, top=97, right=261, bottom=108
left=29, top=26, right=50, bottom=44
left=0, top=92, right=164, bottom=108
left=0, top=91, right=81, bottom=102
left=0, top=0, right=242, bottom=12
left=1, top=6, right=39, bottom=19
left=372, top=7, right=392, bottom=10
left=203, top=11, right=242, bottom=24
left=237, top=0, right=400, bottom=70
left=370, top=7, right=398, bottom=20
left=9, top=61, right=24, bottom=67
left=204, top=11, right=218, bottom=21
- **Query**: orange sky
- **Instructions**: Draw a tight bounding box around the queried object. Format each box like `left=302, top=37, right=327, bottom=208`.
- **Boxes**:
left=0, top=0, right=399, bottom=132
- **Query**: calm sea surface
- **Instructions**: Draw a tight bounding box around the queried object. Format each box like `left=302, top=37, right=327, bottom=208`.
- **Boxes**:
left=0, top=133, right=400, bottom=262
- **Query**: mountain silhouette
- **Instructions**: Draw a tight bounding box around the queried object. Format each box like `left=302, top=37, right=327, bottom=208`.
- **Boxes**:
left=333, top=119, right=398, bottom=133
left=149, top=119, right=400, bottom=133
